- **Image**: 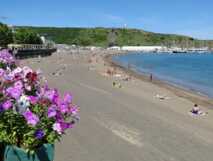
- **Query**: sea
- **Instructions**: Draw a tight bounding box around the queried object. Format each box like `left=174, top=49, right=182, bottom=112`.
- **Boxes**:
left=113, top=52, right=213, bottom=98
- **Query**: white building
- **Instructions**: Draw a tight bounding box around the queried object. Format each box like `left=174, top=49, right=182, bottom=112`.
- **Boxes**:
left=107, top=46, right=121, bottom=50
left=121, top=46, right=166, bottom=52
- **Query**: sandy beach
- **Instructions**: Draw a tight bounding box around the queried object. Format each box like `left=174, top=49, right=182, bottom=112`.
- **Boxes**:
left=106, top=54, right=213, bottom=108
left=21, top=48, right=213, bottom=161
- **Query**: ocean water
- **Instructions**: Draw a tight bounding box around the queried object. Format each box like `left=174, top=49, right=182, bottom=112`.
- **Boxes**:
left=113, top=52, right=213, bottom=98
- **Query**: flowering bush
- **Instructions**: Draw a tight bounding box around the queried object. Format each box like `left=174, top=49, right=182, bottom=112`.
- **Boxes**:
left=0, top=50, right=79, bottom=153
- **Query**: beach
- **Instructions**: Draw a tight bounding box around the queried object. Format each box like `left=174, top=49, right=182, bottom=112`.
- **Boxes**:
left=21, top=48, right=213, bottom=161
left=107, top=53, right=213, bottom=108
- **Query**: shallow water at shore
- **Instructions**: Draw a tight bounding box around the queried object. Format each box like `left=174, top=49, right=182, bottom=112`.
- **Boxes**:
left=113, top=52, right=213, bottom=98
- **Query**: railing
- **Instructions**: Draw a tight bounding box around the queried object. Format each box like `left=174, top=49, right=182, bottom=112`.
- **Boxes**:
left=7, top=44, right=57, bottom=58
left=8, top=44, right=56, bottom=51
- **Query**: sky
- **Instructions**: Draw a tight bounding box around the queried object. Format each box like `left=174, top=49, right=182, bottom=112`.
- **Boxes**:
left=1, top=0, right=213, bottom=39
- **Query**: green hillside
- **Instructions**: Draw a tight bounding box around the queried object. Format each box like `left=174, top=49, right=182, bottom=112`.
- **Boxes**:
left=16, top=26, right=213, bottom=48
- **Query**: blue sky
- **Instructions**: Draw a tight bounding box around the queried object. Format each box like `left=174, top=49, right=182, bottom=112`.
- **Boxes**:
left=1, top=0, right=213, bottom=39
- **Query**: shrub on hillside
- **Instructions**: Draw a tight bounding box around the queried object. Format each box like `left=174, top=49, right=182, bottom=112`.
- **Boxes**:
left=14, top=29, right=43, bottom=44
left=0, top=23, right=13, bottom=47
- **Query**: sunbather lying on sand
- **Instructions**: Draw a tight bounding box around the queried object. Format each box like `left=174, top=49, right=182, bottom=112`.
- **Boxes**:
left=155, top=94, right=170, bottom=100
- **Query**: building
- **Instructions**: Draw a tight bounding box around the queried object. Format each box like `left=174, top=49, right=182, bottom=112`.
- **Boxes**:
left=121, top=46, right=167, bottom=52
left=107, top=46, right=121, bottom=50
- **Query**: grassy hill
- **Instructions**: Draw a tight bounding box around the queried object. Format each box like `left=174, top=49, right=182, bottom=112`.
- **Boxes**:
left=16, top=26, right=213, bottom=48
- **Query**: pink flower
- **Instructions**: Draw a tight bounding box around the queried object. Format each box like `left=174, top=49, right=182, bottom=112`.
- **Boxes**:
left=59, top=102, right=68, bottom=113
left=23, top=66, right=33, bottom=77
left=4, top=73, right=14, bottom=81
left=60, top=122, right=72, bottom=131
left=14, top=81, right=23, bottom=89
left=6, top=87, right=22, bottom=99
left=25, top=84, right=32, bottom=91
left=70, top=105, right=79, bottom=115
left=0, top=68, right=5, bottom=77
left=53, top=121, right=72, bottom=134
left=12, top=67, right=22, bottom=75
left=0, top=50, right=15, bottom=66
left=47, top=105, right=57, bottom=118
left=2, top=100, right=12, bottom=110
left=44, top=89, right=58, bottom=102
left=26, top=72, right=38, bottom=82
left=53, top=122, right=62, bottom=134
left=28, top=96, right=38, bottom=105
left=23, top=110, right=39, bottom=126
left=63, top=93, right=72, bottom=104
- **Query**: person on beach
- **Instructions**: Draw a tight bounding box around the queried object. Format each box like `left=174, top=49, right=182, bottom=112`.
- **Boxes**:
left=190, top=104, right=207, bottom=116
left=107, top=69, right=113, bottom=76
left=150, top=74, right=153, bottom=82
left=128, top=63, right=131, bottom=70
left=191, top=104, right=200, bottom=114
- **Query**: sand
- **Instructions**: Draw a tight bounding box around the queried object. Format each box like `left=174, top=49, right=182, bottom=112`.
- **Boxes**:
left=21, top=49, right=213, bottom=161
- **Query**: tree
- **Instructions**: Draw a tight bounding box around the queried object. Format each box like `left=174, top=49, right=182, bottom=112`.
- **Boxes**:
left=14, top=29, right=42, bottom=44
left=0, top=22, right=13, bottom=47
left=108, top=29, right=117, bottom=47
left=78, top=37, right=92, bottom=46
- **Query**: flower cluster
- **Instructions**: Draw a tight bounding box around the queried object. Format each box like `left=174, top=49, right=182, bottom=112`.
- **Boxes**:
left=0, top=50, right=79, bottom=152
left=0, top=49, right=16, bottom=69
